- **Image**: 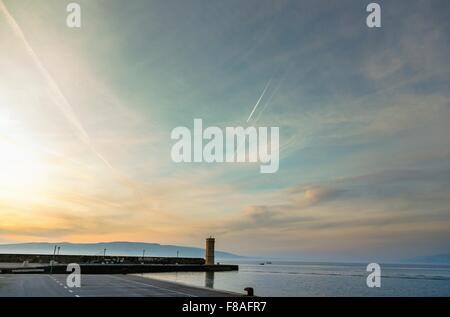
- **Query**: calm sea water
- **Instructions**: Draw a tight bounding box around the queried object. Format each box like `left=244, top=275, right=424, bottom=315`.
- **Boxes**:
left=138, top=261, right=450, bottom=296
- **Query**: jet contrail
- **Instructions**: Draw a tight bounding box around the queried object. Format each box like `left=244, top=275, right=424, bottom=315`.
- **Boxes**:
left=254, top=65, right=293, bottom=123
left=247, top=79, right=271, bottom=123
left=0, top=0, right=113, bottom=171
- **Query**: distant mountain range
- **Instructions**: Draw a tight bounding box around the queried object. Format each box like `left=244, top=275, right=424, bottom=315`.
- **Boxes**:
left=0, top=241, right=244, bottom=259
left=404, top=253, right=450, bottom=264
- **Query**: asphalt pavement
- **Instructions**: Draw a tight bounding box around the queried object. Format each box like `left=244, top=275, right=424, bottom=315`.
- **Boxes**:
left=0, top=274, right=240, bottom=297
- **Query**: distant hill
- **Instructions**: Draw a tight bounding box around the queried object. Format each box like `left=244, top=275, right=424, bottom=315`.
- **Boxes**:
left=404, top=253, right=450, bottom=264
left=0, top=241, right=244, bottom=259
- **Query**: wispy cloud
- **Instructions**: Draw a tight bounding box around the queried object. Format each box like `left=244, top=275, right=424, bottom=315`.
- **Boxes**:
left=0, top=0, right=113, bottom=171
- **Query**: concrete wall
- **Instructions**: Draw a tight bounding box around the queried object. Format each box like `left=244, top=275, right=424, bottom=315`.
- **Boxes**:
left=1, top=263, right=238, bottom=274
left=0, top=253, right=205, bottom=265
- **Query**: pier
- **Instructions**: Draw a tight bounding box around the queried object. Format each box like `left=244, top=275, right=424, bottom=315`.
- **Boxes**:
left=0, top=274, right=241, bottom=297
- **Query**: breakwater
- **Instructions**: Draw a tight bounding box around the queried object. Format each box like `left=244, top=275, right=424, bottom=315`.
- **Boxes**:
left=1, top=263, right=238, bottom=274
left=0, top=253, right=238, bottom=274
left=0, top=253, right=204, bottom=265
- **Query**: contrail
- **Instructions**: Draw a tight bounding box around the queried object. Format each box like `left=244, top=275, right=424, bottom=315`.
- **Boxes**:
left=0, top=0, right=113, bottom=171
left=254, top=65, right=293, bottom=123
left=254, top=80, right=281, bottom=123
left=247, top=79, right=271, bottom=123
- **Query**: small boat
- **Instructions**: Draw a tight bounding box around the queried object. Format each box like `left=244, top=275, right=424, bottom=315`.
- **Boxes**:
left=259, top=262, right=265, bottom=265
left=265, top=261, right=272, bottom=264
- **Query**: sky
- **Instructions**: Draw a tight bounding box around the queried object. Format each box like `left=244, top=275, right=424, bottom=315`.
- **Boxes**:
left=0, top=0, right=449, bottom=262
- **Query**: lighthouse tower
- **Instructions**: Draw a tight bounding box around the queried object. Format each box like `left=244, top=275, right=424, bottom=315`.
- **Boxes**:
left=205, top=237, right=215, bottom=265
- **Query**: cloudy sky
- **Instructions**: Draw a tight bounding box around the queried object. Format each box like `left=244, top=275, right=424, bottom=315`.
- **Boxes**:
left=0, top=0, right=449, bottom=261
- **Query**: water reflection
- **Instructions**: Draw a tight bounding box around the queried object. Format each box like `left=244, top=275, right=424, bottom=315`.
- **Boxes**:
left=205, top=271, right=214, bottom=288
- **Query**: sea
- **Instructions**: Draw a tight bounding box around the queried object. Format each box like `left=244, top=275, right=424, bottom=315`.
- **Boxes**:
left=138, top=260, right=450, bottom=296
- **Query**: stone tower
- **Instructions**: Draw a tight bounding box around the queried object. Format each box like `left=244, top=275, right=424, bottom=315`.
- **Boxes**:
left=205, top=237, right=215, bottom=265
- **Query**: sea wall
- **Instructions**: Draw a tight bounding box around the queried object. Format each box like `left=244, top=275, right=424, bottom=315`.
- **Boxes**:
left=0, top=263, right=239, bottom=274
left=0, top=253, right=205, bottom=265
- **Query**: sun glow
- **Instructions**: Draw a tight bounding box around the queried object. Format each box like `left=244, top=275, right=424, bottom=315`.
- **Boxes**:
left=0, top=107, right=44, bottom=192
left=0, top=139, right=41, bottom=185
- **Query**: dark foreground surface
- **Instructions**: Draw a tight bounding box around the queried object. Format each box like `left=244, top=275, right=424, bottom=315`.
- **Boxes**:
left=0, top=274, right=241, bottom=297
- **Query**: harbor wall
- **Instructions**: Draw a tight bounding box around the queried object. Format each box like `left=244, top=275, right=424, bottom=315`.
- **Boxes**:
left=0, top=253, right=204, bottom=265
left=0, top=263, right=239, bottom=274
